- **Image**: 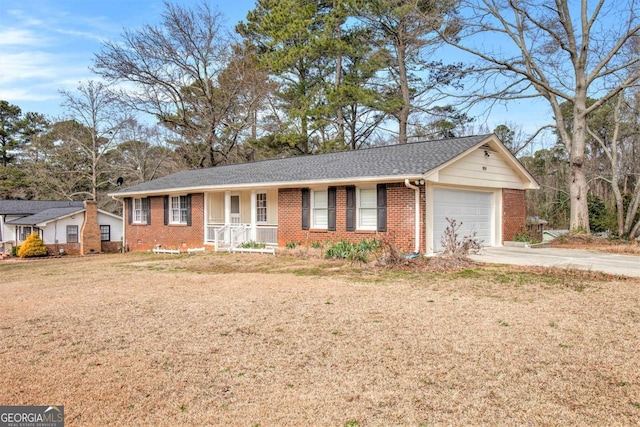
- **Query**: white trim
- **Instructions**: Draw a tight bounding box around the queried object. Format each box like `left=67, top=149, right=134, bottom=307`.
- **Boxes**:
left=311, top=189, right=328, bottom=229
left=109, top=175, right=425, bottom=199
left=255, top=191, right=267, bottom=224
left=132, top=198, right=146, bottom=224
left=224, top=191, right=231, bottom=225
left=356, top=187, right=377, bottom=231
left=169, top=195, right=188, bottom=225
left=250, top=189, right=257, bottom=240
left=230, top=193, right=241, bottom=225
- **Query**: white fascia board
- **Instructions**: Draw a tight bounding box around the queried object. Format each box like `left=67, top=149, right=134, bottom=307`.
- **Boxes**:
left=108, top=174, right=426, bottom=198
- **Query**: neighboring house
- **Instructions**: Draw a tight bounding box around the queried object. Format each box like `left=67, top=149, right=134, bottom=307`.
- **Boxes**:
left=542, top=229, right=570, bottom=243
left=527, top=215, right=549, bottom=242
left=109, top=134, right=539, bottom=255
left=0, top=200, right=123, bottom=255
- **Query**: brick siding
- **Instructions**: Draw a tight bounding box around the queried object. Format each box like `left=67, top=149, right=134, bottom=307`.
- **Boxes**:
left=125, top=194, right=205, bottom=252
left=502, top=189, right=526, bottom=242
left=121, top=187, right=527, bottom=253
left=278, top=183, right=426, bottom=254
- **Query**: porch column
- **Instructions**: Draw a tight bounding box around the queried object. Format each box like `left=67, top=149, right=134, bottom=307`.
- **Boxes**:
left=224, top=191, right=231, bottom=225
left=224, top=191, right=231, bottom=243
left=250, top=189, right=257, bottom=241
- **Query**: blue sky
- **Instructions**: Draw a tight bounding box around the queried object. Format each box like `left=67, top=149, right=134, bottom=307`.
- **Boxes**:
left=0, top=0, right=552, bottom=147
left=0, top=0, right=256, bottom=118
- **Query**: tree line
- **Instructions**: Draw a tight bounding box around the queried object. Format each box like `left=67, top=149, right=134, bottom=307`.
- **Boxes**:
left=1, top=0, right=639, bottom=239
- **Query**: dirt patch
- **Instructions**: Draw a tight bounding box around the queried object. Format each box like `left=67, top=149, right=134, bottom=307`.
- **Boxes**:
left=551, top=234, right=640, bottom=255
left=1, top=252, right=639, bottom=425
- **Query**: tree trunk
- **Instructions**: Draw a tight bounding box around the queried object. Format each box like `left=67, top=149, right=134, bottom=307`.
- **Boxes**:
left=334, top=19, right=345, bottom=147
left=569, top=100, right=590, bottom=232
left=396, top=34, right=410, bottom=144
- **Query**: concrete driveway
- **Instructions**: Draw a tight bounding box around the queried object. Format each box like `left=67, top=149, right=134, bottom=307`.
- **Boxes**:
left=470, top=246, right=640, bottom=278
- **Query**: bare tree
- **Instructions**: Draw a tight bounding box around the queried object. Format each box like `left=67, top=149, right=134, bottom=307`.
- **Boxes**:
left=435, top=0, right=640, bottom=232
left=588, top=90, right=640, bottom=238
left=94, top=1, right=267, bottom=168
left=58, top=80, right=132, bottom=202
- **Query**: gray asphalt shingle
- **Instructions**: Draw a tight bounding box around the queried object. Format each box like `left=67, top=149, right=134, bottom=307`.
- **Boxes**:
left=5, top=207, right=85, bottom=225
left=0, top=200, right=84, bottom=215
left=114, top=135, right=490, bottom=195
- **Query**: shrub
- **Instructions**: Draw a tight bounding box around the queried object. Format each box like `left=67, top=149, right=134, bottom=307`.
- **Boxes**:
left=285, top=241, right=299, bottom=249
left=17, top=233, right=49, bottom=258
left=239, top=241, right=266, bottom=249
left=325, top=239, right=380, bottom=264
left=440, top=218, right=483, bottom=260
left=512, top=229, right=537, bottom=243
left=376, top=235, right=405, bottom=267
left=310, top=241, right=324, bottom=249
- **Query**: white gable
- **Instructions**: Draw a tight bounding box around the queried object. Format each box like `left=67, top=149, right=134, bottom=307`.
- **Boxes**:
left=424, top=138, right=537, bottom=190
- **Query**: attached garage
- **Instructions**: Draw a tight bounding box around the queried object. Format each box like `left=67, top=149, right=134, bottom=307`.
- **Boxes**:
left=432, top=187, right=496, bottom=251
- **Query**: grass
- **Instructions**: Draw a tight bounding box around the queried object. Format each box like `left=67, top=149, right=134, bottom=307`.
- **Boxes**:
left=0, top=252, right=639, bottom=425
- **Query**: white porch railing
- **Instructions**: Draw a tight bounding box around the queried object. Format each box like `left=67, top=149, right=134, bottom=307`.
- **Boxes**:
left=206, top=224, right=278, bottom=250
left=230, top=224, right=248, bottom=248
left=255, top=225, right=278, bottom=246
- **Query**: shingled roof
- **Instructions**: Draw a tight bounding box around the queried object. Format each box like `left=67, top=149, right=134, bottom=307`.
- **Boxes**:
left=113, top=134, right=492, bottom=196
left=0, top=200, right=84, bottom=215
left=5, top=207, right=85, bottom=226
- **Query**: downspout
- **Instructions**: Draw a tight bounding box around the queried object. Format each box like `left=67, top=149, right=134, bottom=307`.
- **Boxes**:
left=121, top=198, right=126, bottom=253
left=404, top=179, right=422, bottom=254
left=112, top=196, right=125, bottom=253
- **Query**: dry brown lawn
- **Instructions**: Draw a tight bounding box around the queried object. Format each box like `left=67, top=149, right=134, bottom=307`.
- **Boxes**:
left=1, top=252, right=639, bottom=426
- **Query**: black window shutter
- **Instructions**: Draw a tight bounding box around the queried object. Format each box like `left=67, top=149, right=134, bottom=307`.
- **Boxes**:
left=327, top=187, right=336, bottom=231
left=377, top=184, right=387, bottom=232
left=163, top=195, right=169, bottom=225
left=125, top=197, right=132, bottom=225
left=301, top=188, right=310, bottom=230
left=144, top=197, right=151, bottom=225
left=346, top=186, right=355, bottom=231
left=186, top=194, right=192, bottom=226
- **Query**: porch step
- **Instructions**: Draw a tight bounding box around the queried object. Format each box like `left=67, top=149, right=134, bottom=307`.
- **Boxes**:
left=229, top=247, right=276, bottom=255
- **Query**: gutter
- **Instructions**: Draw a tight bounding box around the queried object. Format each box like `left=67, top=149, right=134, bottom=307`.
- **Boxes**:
left=108, top=174, right=426, bottom=199
left=404, top=179, right=422, bottom=254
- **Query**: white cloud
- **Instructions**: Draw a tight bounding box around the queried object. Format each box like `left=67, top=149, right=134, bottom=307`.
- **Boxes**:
left=0, top=28, right=49, bottom=46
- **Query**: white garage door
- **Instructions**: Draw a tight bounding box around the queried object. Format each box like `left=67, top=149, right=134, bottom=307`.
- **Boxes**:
left=433, top=188, right=494, bottom=251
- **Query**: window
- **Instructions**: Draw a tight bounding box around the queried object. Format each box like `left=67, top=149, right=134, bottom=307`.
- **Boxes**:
left=170, top=196, right=188, bottom=224
left=19, top=226, right=33, bottom=241
left=100, top=225, right=110, bottom=242
left=312, top=190, right=328, bottom=228
left=358, top=188, right=377, bottom=230
left=256, top=193, right=267, bottom=223
left=133, top=198, right=148, bottom=223
left=67, top=225, right=78, bottom=243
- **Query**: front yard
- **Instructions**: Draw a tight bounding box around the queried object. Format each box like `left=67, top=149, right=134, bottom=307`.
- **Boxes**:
left=1, top=252, right=639, bottom=425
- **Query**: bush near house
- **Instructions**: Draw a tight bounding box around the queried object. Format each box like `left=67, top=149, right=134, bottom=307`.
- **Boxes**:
left=17, top=233, right=49, bottom=258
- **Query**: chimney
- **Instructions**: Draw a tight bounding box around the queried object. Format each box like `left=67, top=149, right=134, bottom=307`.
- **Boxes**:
left=80, top=200, right=101, bottom=255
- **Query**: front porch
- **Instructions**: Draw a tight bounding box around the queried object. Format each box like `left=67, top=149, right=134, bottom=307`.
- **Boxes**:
left=204, top=189, right=279, bottom=252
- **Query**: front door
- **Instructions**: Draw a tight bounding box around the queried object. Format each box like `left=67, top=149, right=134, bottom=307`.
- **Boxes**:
left=230, top=195, right=241, bottom=224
